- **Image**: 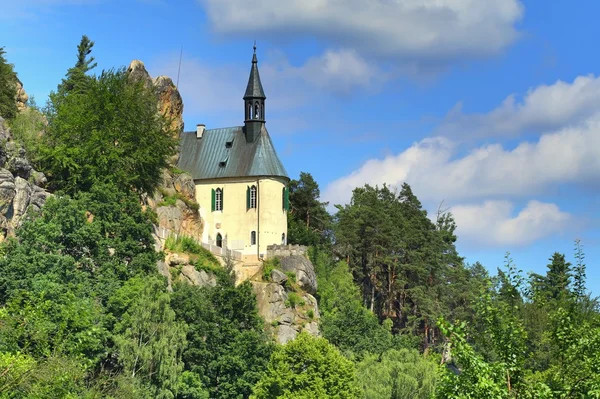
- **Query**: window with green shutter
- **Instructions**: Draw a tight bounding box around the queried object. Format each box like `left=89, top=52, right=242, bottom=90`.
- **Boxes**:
left=211, top=188, right=215, bottom=211
left=282, top=187, right=290, bottom=211
left=246, top=186, right=250, bottom=210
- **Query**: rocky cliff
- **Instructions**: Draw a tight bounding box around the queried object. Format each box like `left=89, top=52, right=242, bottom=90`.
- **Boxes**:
left=251, top=248, right=321, bottom=344
left=0, top=117, right=51, bottom=240
left=126, top=60, right=203, bottom=246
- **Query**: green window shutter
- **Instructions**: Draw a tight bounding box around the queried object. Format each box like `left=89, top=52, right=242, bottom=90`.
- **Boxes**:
left=246, top=186, right=250, bottom=210
left=285, top=188, right=290, bottom=211
left=282, top=187, right=285, bottom=210
left=211, top=189, right=215, bottom=211
left=221, top=188, right=224, bottom=211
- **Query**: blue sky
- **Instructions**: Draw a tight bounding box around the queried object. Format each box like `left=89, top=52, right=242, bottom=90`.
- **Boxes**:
left=1, top=0, right=599, bottom=295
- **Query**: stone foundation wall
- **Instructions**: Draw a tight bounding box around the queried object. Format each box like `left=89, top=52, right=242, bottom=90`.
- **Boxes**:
left=267, top=244, right=307, bottom=258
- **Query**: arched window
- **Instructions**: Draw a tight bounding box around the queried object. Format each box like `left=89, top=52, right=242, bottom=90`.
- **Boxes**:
left=250, top=185, right=257, bottom=209
left=216, top=233, right=223, bottom=248
left=281, top=233, right=286, bottom=245
left=215, top=188, right=223, bottom=211
left=255, top=102, right=260, bottom=119
left=248, top=104, right=253, bottom=119
left=251, top=231, right=256, bottom=245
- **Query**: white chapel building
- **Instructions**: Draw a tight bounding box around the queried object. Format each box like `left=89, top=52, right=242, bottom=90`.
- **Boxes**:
left=177, top=46, right=290, bottom=262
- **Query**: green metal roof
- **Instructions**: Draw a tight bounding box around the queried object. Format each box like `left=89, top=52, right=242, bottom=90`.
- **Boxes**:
left=178, top=125, right=289, bottom=180
left=244, top=51, right=266, bottom=100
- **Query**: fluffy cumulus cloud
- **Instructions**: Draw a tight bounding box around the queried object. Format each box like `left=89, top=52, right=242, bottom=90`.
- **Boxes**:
left=199, top=0, right=524, bottom=63
left=450, top=200, right=571, bottom=247
left=323, top=117, right=600, bottom=206
left=439, top=74, right=600, bottom=138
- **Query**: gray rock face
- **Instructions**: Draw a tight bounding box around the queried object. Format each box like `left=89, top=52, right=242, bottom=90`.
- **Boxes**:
left=278, top=255, right=318, bottom=295
left=0, top=118, right=52, bottom=239
left=270, top=269, right=288, bottom=284
left=174, top=173, right=195, bottom=200
left=179, top=265, right=217, bottom=288
left=252, top=281, right=320, bottom=344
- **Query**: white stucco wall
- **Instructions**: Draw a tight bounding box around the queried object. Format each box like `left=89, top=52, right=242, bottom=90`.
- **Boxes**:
left=195, top=176, right=288, bottom=258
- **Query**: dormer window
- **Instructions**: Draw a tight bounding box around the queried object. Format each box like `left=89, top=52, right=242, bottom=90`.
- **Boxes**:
left=226, top=139, right=234, bottom=148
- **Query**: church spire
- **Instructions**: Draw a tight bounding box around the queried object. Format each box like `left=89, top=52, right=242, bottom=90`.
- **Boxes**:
left=244, top=43, right=266, bottom=143
left=244, top=42, right=266, bottom=101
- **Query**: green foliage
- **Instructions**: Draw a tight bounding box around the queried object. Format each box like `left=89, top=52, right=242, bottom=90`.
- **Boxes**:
left=165, top=235, right=215, bottom=260
left=314, top=250, right=404, bottom=357
left=287, top=172, right=332, bottom=247
left=356, top=348, right=437, bottom=399
left=285, top=292, right=302, bottom=309
left=171, top=280, right=273, bottom=399
left=262, top=257, right=280, bottom=281
left=54, top=35, right=97, bottom=99
left=42, top=66, right=177, bottom=194
left=113, top=276, right=188, bottom=399
left=334, top=183, right=475, bottom=349
left=0, top=47, right=18, bottom=120
left=7, top=107, right=45, bottom=162
left=251, top=333, right=362, bottom=399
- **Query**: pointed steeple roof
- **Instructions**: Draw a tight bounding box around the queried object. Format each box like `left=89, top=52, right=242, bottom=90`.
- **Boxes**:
left=244, top=43, right=266, bottom=100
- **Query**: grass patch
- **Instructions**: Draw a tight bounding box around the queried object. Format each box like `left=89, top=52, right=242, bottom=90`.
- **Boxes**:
left=157, top=191, right=199, bottom=212
left=170, top=166, right=185, bottom=175
left=165, top=234, right=218, bottom=264
left=262, top=257, right=280, bottom=281
left=285, top=271, right=296, bottom=283
left=285, top=292, right=302, bottom=309
left=307, top=309, right=314, bottom=320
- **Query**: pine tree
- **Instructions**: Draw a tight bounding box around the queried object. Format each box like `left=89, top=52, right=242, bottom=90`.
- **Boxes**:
left=545, top=252, right=572, bottom=300
left=573, top=239, right=586, bottom=300
left=55, top=35, right=97, bottom=98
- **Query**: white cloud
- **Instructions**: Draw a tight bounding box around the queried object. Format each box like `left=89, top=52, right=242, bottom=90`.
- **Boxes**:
left=440, top=74, right=600, bottom=138
left=323, top=116, right=600, bottom=207
left=451, top=200, right=571, bottom=247
left=200, top=0, right=523, bottom=63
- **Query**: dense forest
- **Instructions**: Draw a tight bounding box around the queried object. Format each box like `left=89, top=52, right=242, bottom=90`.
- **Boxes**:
left=0, top=37, right=599, bottom=398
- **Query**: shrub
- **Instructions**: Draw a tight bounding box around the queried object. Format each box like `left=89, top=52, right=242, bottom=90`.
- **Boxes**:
left=262, top=258, right=280, bottom=281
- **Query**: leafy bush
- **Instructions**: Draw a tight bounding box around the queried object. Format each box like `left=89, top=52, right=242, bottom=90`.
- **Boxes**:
left=262, top=258, right=280, bottom=281
left=285, top=292, right=302, bottom=309
left=41, top=68, right=177, bottom=194
left=8, top=107, right=45, bottom=161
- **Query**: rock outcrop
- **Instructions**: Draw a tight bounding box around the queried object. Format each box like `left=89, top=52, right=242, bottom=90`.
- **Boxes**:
left=0, top=117, right=51, bottom=240
left=127, top=59, right=202, bottom=250
left=14, top=78, right=29, bottom=112
left=251, top=247, right=321, bottom=344
left=127, top=60, right=184, bottom=140
left=252, top=279, right=320, bottom=344
left=158, top=251, right=218, bottom=291
left=144, top=168, right=203, bottom=245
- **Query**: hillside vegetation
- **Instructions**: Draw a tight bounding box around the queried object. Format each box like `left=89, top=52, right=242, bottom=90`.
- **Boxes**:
left=0, top=36, right=598, bottom=398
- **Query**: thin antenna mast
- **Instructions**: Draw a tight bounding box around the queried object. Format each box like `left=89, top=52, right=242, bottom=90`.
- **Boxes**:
left=176, top=45, right=183, bottom=88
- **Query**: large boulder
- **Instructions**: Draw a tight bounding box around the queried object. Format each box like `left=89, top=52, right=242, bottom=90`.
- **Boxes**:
left=252, top=281, right=320, bottom=344
left=127, top=60, right=184, bottom=139
left=278, top=255, right=318, bottom=295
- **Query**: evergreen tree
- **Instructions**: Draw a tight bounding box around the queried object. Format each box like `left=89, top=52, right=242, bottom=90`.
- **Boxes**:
left=287, top=172, right=332, bottom=246
left=573, top=239, right=587, bottom=300
left=55, top=35, right=97, bottom=97
left=0, top=47, right=18, bottom=120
